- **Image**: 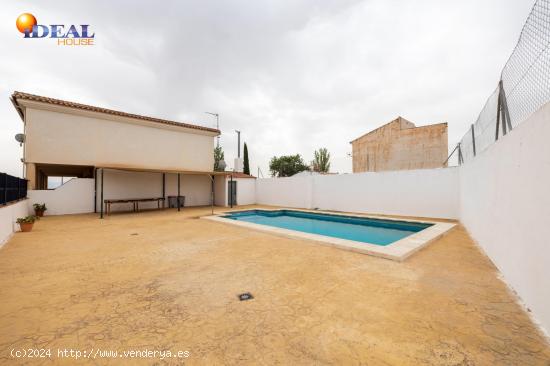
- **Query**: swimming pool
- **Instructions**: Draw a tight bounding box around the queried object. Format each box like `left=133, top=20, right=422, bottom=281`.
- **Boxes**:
left=223, top=209, right=432, bottom=246
left=204, top=208, right=455, bottom=261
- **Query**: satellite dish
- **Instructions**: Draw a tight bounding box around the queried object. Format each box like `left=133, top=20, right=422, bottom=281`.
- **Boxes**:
left=218, top=159, right=227, bottom=171
left=15, top=133, right=25, bottom=146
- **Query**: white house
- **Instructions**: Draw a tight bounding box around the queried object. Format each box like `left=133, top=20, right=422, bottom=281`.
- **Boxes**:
left=11, top=91, right=255, bottom=216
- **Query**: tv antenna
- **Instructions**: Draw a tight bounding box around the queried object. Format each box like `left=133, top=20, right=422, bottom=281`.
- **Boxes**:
left=205, top=112, right=220, bottom=147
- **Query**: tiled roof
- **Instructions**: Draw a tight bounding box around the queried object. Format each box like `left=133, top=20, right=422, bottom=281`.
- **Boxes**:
left=229, top=172, right=256, bottom=179
left=11, top=91, right=220, bottom=134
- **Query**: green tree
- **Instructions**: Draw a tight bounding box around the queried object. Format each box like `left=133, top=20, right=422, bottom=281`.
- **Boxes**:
left=243, top=142, right=250, bottom=175
left=312, top=148, right=331, bottom=173
left=269, top=154, right=309, bottom=177
left=214, top=146, right=226, bottom=171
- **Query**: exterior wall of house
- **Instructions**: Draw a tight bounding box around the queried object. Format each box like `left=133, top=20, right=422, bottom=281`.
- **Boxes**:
left=459, top=102, right=550, bottom=335
left=165, top=173, right=213, bottom=207
left=23, top=104, right=216, bottom=177
left=255, top=168, right=459, bottom=219
left=24, top=172, right=215, bottom=216
left=95, top=170, right=163, bottom=212
left=351, top=118, right=448, bottom=172
left=214, top=176, right=227, bottom=206
left=94, top=170, right=214, bottom=212
left=214, top=176, right=256, bottom=207
left=0, top=200, right=29, bottom=247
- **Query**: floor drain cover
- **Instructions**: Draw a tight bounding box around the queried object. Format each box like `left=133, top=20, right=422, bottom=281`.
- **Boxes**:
left=238, top=292, right=254, bottom=301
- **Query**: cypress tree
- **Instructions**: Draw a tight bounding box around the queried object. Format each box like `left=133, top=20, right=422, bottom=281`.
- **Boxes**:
left=243, top=142, right=250, bottom=175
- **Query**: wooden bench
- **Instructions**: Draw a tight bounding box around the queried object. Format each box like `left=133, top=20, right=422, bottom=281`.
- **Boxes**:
left=104, top=197, right=165, bottom=215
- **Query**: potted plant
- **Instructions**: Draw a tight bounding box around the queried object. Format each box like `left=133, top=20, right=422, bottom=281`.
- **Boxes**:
left=33, top=203, right=47, bottom=217
left=17, top=215, right=39, bottom=232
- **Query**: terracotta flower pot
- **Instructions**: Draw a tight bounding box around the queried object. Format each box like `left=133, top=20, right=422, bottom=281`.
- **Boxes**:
left=19, top=222, right=34, bottom=232
left=35, top=210, right=44, bottom=217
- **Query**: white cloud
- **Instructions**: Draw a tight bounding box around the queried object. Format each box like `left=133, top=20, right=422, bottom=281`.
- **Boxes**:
left=0, top=0, right=533, bottom=177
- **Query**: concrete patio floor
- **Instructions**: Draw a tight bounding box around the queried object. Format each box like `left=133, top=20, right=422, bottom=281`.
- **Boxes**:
left=0, top=206, right=548, bottom=365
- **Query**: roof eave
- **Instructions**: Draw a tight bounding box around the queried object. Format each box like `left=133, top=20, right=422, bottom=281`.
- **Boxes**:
left=11, top=91, right=221, bottom=135
left=10, top=96, right=24, bottom=121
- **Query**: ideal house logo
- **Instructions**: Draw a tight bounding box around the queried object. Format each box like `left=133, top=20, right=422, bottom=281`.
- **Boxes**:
left=16, top=13, right=95, bottom=46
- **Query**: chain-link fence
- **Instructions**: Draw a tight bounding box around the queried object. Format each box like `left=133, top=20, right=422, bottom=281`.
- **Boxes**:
left=450, top=0, right=550, bottom=164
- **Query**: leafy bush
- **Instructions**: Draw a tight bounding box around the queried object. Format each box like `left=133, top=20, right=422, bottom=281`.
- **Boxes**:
left=312, top=148, right=331, bottom=173
left=214, top=146, right=226, bottom=171
left=33, top=203, right=47, bottom=211
left=17, top=215, right=39, bottom=224
left=269, top=154, right=309, bottom=177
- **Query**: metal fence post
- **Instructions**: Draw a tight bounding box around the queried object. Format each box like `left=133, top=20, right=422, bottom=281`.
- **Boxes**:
left=496, top=79, right=513, bottom=140
left=495, top=83, right=502, bottom=141
left=471, top=124, right=476, bottom=157
left=443, top=144, right=459, bottom=166
left=499, top=80, right=512, bottom=133
left=458, top=143, right=464, bottom=165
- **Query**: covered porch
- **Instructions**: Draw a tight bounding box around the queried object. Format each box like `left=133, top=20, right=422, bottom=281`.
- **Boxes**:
left=26, top=164, right=255, bottom=217
left=94, top=166, right=231, bottom=218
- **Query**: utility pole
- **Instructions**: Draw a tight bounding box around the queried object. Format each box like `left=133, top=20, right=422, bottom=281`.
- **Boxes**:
left=205, top=112, right=220, bottom=147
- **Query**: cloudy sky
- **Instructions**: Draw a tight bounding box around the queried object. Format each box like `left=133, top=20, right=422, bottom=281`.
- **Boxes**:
left=0, top=0, right=533, bottom=177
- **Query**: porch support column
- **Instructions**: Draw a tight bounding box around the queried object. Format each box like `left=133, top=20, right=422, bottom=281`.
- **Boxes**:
left=100, top=168, right=104, bottom=219
left=177, top=173, right=181, bottom=212
left=162, top=173, right=166, bottom=208
left=94, top=168, right=97, bottom=213
left=211, top=175, right=214, bottom=215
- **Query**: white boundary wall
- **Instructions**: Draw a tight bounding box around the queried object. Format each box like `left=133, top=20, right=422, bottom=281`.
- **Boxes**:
left=256, top=169, right=459, bottom=219
left=29, top=178, right=94, bottom=215
left=0, top=200, right=29, bottom=247
left=459, top=102, right=550, bottom=334
left=312, top=169, right=459, bottom=219
left=255, top=176, right=314, bottom=209
left=236, top=178, right=256, bottom=205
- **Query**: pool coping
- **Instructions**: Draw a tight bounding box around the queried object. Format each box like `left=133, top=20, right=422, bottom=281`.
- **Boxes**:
left=202, top=208, right=456, bottom=262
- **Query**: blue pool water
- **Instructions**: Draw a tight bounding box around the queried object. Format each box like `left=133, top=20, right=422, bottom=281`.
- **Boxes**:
left=224, top=210, right=431, bottom=246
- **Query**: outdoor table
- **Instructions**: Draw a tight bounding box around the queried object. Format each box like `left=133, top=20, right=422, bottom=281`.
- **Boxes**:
left=104, top=197, right=165, bottom=215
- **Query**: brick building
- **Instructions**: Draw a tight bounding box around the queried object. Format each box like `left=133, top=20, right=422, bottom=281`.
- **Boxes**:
left=350, top=117, right=448, bottom=172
